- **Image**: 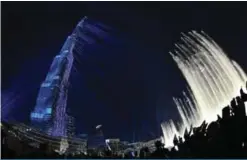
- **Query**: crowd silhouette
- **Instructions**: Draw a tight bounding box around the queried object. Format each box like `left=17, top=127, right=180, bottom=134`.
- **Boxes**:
left=1, top=82, right=247, bottom=159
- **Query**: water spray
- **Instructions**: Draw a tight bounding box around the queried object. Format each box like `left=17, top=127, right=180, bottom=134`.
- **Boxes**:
left=161, top=31, right=247, bottom=147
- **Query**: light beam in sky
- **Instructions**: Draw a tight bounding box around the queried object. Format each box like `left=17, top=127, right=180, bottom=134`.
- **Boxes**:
left=161, top=31, right=247, bottom=147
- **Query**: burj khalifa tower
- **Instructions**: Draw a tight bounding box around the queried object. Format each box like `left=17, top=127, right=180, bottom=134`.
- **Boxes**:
left=30, top=17, right=110, bottom=137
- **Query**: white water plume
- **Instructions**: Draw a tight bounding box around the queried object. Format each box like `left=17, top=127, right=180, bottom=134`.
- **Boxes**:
left=161, top=31, right=247, bottom=147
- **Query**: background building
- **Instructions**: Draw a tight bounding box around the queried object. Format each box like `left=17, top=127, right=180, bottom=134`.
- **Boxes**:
left=87, top=125, right=106, bottom=150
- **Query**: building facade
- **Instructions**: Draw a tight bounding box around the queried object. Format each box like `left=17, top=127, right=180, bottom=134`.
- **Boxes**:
left=30, top=17, right=89, bottom=137
left=66, top=114, right=75, bottom=138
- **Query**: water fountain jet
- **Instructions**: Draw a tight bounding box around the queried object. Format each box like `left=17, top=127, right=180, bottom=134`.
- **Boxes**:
left=161, top=31, right=247, bottom=147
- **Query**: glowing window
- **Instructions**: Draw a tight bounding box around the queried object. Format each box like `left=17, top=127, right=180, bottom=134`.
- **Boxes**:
left=53, top=76, right=60, bottom=80
left=41, top=83, right=51, bottom=87
left=46, top=108, right=52, bottom=114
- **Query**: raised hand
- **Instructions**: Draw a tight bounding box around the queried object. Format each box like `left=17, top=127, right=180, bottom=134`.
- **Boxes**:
left=230, top=98, right=237, bottom=109
left=173, top=135, right=178, bottom=146
left=240, top=88, right=247, bottom=102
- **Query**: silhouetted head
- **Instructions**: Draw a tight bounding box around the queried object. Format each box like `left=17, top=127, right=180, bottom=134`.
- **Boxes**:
left=207, top=122, right=219, bottom=138
left=230, top=98, right=237, bottom=108
left=193, top=127, right=199, bottom=134
left=179, top=137, right=183, bottom=144
left=173, top=135, right=178, bottom=146
left=155, top=140, right=164, bottom=149
left=222, top=106, right=231, bottom=119
left=144, top=146, right=150, bottom=153
left=240, top=88, right=247, bottom=102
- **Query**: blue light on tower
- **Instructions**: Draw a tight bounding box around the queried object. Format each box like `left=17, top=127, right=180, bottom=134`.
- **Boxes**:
left=30, top=16, right=111, bottom=137
left=46, top=108, right=52, bottom=114
left=31, top=113, right=44, bottom=119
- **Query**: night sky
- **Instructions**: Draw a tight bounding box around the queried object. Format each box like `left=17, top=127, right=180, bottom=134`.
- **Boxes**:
left=2, top=2, right=247, bottom=141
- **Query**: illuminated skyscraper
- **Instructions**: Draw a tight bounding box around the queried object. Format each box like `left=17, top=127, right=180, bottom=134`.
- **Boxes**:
left=31, top=16, right=111, bottom=137
left=30, top=35, right=74, bottom=137
left=30, top=17, right=89, bottom=137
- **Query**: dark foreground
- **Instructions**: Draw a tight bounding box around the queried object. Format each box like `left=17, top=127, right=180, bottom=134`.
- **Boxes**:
left=1, top=82, right=247, bottom=159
